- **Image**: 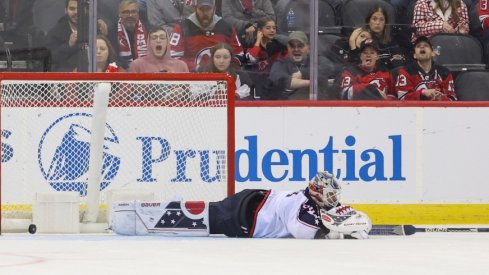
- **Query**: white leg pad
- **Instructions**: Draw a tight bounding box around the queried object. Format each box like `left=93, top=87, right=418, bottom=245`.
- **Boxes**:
left=110, top=201, right=209, bottom=236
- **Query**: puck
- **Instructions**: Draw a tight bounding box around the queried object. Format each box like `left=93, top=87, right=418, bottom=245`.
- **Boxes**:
left=28, top=224, right=37, bottom=234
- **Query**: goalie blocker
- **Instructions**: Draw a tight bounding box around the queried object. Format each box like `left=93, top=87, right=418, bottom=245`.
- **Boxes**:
left=111, top=172, right=372, bottom=239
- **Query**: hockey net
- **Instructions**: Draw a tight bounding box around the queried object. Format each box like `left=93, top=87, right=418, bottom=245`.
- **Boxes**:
left=0, top=72, right=235, bottom=233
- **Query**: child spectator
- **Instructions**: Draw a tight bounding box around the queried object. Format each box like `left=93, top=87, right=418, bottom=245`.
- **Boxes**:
left=221, top=0, right=275, bottom=47
left=245, top=17, right=288, bottom=72
left=200, top=43, right=253, bottom=99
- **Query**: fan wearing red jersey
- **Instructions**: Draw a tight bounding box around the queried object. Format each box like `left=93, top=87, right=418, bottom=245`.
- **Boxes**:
left=481, top=0, right=489, bottom=30
left=169, top=0, right=244, bottom=71
left=395, top=36, right=457, bottom=101
left=339, top=39, right=397, bottom=100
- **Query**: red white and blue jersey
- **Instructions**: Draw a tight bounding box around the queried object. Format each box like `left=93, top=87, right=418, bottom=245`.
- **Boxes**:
left=251, top=189, right=325, bottom=239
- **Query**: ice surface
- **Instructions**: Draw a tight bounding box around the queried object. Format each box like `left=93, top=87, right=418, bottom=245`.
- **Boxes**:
left=0, top=233, right=488, bottom=275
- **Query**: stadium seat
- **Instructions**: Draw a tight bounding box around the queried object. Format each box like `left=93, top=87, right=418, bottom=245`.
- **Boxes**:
left=339, top=0, right=396, bottom=28
left=454, top=70, right=489, bottom=100
left=0, top=47, right=51, bottom=72
left=274, top=0, right=336, bottom=34
left=406, top=0, right=416, bottom=26
left=429, top=34, right=485, bottom=71
left=317, top=34, right=343, bottom=57
left=317, top=34, right=345, bottom=76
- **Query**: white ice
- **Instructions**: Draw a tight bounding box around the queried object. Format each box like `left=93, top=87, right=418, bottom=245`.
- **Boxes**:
left=0, top=232, right=488, bottom=275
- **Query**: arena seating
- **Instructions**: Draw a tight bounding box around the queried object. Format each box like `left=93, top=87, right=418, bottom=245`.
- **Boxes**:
left=274, top=0, right=336, bottom=34
left=430, top=33, right=485, bottom=71
left=455, top=70, right=489, bottom=100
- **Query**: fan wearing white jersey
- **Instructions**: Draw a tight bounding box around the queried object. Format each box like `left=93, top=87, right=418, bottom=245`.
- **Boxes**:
left=110, top=171, right=372, bottom=239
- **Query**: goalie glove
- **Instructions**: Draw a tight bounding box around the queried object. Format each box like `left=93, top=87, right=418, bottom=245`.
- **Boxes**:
left=320, top=205, right=372, bottom=240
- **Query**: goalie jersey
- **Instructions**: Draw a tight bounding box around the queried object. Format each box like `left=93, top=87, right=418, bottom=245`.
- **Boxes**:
left=208, top=189, right=330, bottom=239
left=252, top=190, right=326, bottom=238
left=110, top=189, right=330, bottom=238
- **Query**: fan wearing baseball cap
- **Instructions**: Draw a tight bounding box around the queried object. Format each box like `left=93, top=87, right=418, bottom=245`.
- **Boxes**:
left=266, top=31, right=335, bottom=99
left=395, top=36, right=457, bottom=101
left=338, top=39, right=397, bottom=100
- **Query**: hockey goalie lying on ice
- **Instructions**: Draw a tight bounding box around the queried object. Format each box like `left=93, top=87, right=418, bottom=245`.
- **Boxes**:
left=110, top=171, right=372, bottom=239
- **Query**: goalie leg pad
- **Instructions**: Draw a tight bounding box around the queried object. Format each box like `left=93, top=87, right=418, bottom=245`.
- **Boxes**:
left=110, top=200, right=209, bottom=236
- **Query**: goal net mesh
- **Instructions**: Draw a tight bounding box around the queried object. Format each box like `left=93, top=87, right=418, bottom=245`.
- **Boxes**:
left=0, top=73, right=234, bottom=227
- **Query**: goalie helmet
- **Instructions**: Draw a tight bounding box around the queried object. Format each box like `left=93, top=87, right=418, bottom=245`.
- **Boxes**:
left=308, top=171, right=341, bottom=209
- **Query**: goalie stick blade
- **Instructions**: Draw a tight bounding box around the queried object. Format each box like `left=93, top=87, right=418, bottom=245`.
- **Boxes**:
left=370, top=225, right=489, bottom=235
left=370, top=225, right=416, bottom=236
left=416, top=227, right=489, bottom=233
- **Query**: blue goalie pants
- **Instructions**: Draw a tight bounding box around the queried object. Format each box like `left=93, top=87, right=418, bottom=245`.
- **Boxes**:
left=209, top=189, right=268, bottom=238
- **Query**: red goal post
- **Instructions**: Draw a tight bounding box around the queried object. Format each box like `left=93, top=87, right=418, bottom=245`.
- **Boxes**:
left=0, top=72, right=235, bottom=233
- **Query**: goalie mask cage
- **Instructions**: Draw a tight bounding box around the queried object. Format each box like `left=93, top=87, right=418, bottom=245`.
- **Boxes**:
left=0, top=72, right=235, bottom=234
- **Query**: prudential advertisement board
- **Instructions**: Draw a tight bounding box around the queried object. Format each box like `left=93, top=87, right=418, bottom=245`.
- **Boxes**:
left=235, top=107, right=489, bottom=204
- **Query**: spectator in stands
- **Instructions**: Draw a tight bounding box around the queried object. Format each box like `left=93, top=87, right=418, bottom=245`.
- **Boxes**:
left=200, top=43, right=253, bottom=99
left=339, top=39, right=396, bottom=100
left=266, top=31, right=334, bottom=99
left=95, top=35, right=125, bottom=72
left=170, top=0, right=244, bottom=71
left=34, top=0, right=112, bottom=38
left=146, top=0, right=194, bottom=34
left=221, top=0, right=275, bottom=47
left=328, top=27, right=372, bottom=76
left=116, top=0, right=149, bottom=69
left=412, top=0, right=469, bottom=42
left=129, top=26, right=189, bottom=72
left=72, top=35, right=123, bottom=72
left=244, top=16, right=288, bottom=72
left=365, top=5, right=407, bottom=70
left=395, top=36, right=457, bottom=101
left=44, top=0, right=84, bottom=71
